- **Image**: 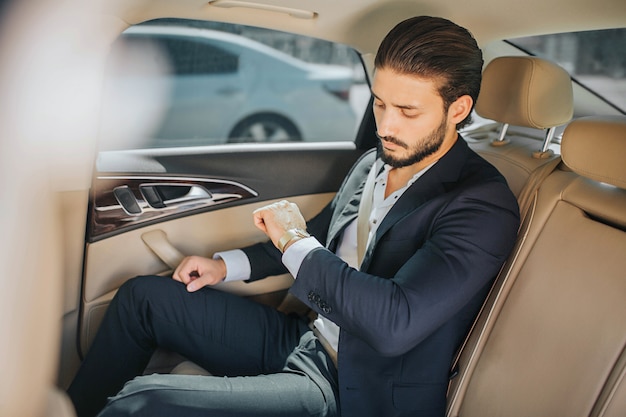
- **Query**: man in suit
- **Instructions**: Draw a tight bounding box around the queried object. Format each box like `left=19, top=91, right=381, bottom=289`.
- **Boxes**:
left=68, top=16, right=520, bottom=417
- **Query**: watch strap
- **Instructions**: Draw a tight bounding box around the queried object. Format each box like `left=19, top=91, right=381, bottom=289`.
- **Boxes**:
left=277, top=228, right=310, bottom=253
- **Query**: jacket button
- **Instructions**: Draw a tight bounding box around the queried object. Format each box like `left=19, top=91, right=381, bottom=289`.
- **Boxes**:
left=319, top=302, right=331, bottom=314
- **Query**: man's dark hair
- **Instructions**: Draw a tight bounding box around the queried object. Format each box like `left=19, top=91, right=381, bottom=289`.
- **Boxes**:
left=375, top=16, right=483, bottom=129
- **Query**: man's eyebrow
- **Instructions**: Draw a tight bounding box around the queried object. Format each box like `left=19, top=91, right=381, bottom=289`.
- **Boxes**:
left=370, top=90, right=420, bottom=110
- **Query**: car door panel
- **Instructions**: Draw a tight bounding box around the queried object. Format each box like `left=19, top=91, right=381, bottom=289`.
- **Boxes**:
left=79, top=144, right=365, bottom=356
left=92, top=144, right=362, bottom=238
left=92, top=175, right=259, bottom=239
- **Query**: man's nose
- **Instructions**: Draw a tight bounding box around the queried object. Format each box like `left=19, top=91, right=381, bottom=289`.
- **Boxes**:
left=376, top=111, right=397, bottom=139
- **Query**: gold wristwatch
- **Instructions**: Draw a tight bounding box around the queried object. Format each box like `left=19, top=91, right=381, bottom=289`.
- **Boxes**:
left=277, top=228, right=310, bottom=253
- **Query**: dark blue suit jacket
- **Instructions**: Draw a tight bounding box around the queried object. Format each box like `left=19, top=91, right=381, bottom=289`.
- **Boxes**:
left=244, top=138, right=520, bottom=416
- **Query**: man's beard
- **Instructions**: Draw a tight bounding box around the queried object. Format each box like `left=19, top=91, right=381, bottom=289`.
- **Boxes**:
left=377, top=115, right=448, bottom=168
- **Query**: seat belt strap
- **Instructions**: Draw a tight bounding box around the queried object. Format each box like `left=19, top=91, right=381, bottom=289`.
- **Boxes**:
left=357, top=160, right=379, bottom=268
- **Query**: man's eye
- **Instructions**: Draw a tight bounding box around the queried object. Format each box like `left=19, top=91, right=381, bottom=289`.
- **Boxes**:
left=402, top=110, right=419, bottom=118
left=373, top=101, right=384, bottom=108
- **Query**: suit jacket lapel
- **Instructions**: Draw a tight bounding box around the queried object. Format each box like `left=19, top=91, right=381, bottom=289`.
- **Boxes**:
left=360, top=138, right=470, bottom=269
left=325, top=149, right=378, bottom=249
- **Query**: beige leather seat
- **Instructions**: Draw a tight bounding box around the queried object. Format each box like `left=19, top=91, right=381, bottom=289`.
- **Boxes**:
left=447, top=116, right=626, bottom=417
left=466, top=56, right=574, bottom=220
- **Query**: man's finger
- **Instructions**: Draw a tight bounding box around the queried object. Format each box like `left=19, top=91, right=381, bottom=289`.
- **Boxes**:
left=186, top=275, right=213, bottom=292
left=253, top=209, right=269, bottom=233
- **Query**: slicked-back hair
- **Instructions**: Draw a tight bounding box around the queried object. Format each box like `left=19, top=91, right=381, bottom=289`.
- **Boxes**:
left=375, top=16, right=483, bottom=129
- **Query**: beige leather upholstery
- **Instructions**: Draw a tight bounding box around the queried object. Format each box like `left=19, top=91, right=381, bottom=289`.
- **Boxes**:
left=170, top=361, right=212, bottom=376
left=476, top=56, right=574, bottom=128
left=590, top=350, right=626, bottom=417
left=45, top=388, right=77, bottom=417
left=447, top=116, right=626, bottom=417
left=561, top=116, right=626, bottom=190
left=467, top=56, right=574, bottom=220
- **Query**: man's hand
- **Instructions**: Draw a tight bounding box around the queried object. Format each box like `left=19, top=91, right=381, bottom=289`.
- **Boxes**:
left=173, top=256, right=227, bottom=292
left=253, top=200, right=306, bottom=250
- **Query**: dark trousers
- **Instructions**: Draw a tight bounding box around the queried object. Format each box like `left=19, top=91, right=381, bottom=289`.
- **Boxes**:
left=67, top=275, right=339, bottom=417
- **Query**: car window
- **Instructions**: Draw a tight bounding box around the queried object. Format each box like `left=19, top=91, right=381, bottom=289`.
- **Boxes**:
left=101, top=19, right=369, bottom=150
left=508, top=28, right=626, bottom=115
left=149, top=35, right=240, bottom=75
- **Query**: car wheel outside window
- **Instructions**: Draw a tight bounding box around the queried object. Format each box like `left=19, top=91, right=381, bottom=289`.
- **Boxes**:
left=228, top=113, right=301, bottom=143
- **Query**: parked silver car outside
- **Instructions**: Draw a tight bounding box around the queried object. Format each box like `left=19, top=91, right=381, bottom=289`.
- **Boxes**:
left=109, top=25, right=359, bottom=147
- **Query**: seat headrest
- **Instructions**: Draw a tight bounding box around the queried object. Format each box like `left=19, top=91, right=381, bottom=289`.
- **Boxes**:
left=561, top=116, right=626, bottom=189
left=476, top=56, right=573, bottom=129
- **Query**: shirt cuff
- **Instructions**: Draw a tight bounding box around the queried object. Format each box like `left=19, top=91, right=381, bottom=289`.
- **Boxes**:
left=281, top=237, right=323, bottom=278
left=213, top=249, right=251, bottom=282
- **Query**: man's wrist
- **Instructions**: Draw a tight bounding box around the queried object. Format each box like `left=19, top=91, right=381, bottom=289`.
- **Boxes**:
left=213, top=250, right=251, bottom=282
left=277, top=228, right=310, bottom=253
left=281, top=236, right=323, bottom=278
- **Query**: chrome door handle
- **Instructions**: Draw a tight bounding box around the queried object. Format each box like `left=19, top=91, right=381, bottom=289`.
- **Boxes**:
left=139, top=184, right=212, bottom=209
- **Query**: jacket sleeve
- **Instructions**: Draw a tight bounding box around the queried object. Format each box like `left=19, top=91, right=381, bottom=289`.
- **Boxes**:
left=289, top=180, right=520, bottom=356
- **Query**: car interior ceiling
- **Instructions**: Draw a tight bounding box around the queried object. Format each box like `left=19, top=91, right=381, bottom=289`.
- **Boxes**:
left=0, top=1, right=624, bottom=417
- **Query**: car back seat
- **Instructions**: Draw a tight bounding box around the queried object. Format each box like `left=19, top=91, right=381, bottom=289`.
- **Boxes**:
left=447, top=115, right=626, bottom=417
left=465, top=56, right=574, bottom=220
left=167, top=56, right=576, bottom=379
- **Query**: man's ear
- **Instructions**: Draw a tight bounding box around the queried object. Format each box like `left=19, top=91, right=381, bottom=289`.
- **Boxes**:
left=448, top=95, right=473, bottom=125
